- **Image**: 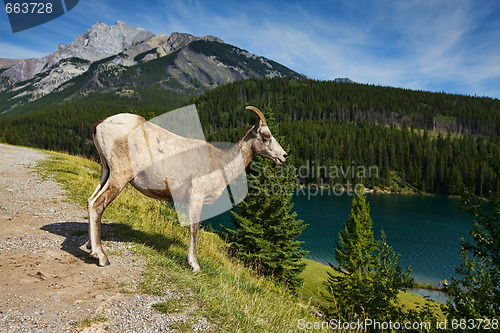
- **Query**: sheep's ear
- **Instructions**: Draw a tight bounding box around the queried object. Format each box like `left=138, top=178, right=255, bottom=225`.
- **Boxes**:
left=252, top=124, right=260, bottom=134
left=250, top=119, right=262, bottom=132
left=246, top=106, right=267, bottom=127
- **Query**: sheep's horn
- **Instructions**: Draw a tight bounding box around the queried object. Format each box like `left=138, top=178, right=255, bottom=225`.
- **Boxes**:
left=246, top=106, right=267, bottom=126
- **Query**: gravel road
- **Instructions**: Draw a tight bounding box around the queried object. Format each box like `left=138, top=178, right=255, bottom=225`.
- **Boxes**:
left=0, top=144, right=212, bottom=332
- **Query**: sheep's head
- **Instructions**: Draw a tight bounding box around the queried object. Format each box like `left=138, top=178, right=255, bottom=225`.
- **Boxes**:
left=246, top=106, right=287, bottom=164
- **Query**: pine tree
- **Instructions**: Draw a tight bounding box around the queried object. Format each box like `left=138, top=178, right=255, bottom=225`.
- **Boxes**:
left=323, top=195, right=413, bottom=320
left=444, top=191, right=500, bottom=319
left=224, top=105, right=308, bottom=292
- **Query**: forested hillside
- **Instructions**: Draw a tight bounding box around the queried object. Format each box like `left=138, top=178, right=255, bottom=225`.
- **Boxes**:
left=196, top=79, right=499, bottom=195
left=0, top=91, right=189, bottom=156
left=196, top=78, right=499, bottom=137
left=0, top=78, right=498, bottom=196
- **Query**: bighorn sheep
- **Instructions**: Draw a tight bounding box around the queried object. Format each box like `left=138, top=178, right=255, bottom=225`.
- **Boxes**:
left=87, top=106, right=287, bottom=271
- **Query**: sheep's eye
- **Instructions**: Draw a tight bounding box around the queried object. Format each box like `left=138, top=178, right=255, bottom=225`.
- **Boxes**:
left=262, top=134, right=271, bottom=141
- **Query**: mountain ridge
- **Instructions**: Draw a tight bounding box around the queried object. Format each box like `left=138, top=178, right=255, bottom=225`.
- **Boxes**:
left=0, top=21, right=305, bottom=116
left=1, top=22, right=153, bottom=84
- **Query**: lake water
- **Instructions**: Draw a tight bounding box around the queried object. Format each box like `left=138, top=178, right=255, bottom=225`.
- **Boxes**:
left=205, top=192, right=472, bottom=286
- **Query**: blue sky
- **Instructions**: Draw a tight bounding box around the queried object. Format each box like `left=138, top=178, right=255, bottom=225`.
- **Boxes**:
left=1, top=0, right=500, bottom=99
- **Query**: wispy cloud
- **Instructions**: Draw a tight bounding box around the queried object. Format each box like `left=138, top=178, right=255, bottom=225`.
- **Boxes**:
left=0, top=0, right=499, bottom=98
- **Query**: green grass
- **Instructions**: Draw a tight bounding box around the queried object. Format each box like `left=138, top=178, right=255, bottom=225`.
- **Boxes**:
left=152, top=298, right=190, bottom=313
left=37, top=150, right=331, bottom=332
left=298, top=259, right=331, bottom=309
left=71, top=315, right=107, bottom=329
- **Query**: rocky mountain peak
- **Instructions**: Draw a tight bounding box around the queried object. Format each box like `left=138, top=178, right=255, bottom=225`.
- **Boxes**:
left=333, top=77, right=355, bottom=83
left=70, top=21, right=154, bottom=61
left=0, top=21, right=155, bottom=84
left=168, top=32, right=197, bottom=48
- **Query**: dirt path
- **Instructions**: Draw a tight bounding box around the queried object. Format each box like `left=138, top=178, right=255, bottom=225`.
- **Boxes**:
left=0, top=144, right=210, bottom=332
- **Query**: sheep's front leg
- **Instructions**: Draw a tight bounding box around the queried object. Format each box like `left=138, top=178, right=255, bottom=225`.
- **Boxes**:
left=188, top=222, right=201, bottom=272
left=187, top=199, right=203, bottom=272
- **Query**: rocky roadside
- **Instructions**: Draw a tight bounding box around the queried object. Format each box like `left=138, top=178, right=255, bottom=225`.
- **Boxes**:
left=0, top=144, right=212, bottom=332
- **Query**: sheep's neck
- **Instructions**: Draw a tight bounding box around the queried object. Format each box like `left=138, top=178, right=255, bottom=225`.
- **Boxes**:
left=203, top=138, right=253, bottom=189
left=202, top=129, right=256, bottom=188
left=238, top=128, right=257, bottom=169
left=213, top=131, right=255, bottom=186
left=238, top=139, right=255, bottom=169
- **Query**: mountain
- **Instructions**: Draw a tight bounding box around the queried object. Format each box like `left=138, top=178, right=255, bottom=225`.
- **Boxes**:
left=0, top=21, right=305, bottom=116
left=0, top=58, right=22, bottom=69
left=333, top=77, right=355, bottom=83
left=0, top=22, right=153, bottom=88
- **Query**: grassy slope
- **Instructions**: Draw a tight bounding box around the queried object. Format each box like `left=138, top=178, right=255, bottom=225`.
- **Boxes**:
left=36, top=149, right=443, bottom=331
left=37, top=150, right=329, bottom=332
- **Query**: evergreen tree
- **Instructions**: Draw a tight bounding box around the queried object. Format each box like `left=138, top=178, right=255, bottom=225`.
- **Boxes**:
left=444, top=191, right=500, bottom=319
left=323, top=195, right=413, bottom=320
left=223, top=106, right=308, bottom=292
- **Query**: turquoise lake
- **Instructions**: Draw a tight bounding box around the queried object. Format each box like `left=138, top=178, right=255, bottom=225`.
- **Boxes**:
left=206, top=192, right=472, bottom=286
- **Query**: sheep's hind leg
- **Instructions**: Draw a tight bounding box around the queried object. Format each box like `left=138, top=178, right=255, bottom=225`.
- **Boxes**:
left=87, top=156, right=110, bottom=250
left=188, top=221, right=201, bottom=272
left=87, top=176, right=127, bottom=266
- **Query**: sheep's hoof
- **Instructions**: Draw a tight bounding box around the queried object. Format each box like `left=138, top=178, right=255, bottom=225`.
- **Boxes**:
left=98, top=254, right=110, bottom=267
left=90, top=252, right=109, bottom=267
left=86, top=241, right=91, bottom=250
left=99, top=260, right=111, bottom=267
left=189, top=262, right=201, bottom=272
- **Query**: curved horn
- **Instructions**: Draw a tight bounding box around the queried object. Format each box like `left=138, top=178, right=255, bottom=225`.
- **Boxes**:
left=246, top=106, right=267, bottom=126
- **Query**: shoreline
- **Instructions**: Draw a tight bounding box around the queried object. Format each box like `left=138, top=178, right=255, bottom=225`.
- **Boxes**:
left=295, top=183, right=464, bottom=199
left=301, top=258, right=450, bottom=304
left=304, top=258, right=449, bottom=293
